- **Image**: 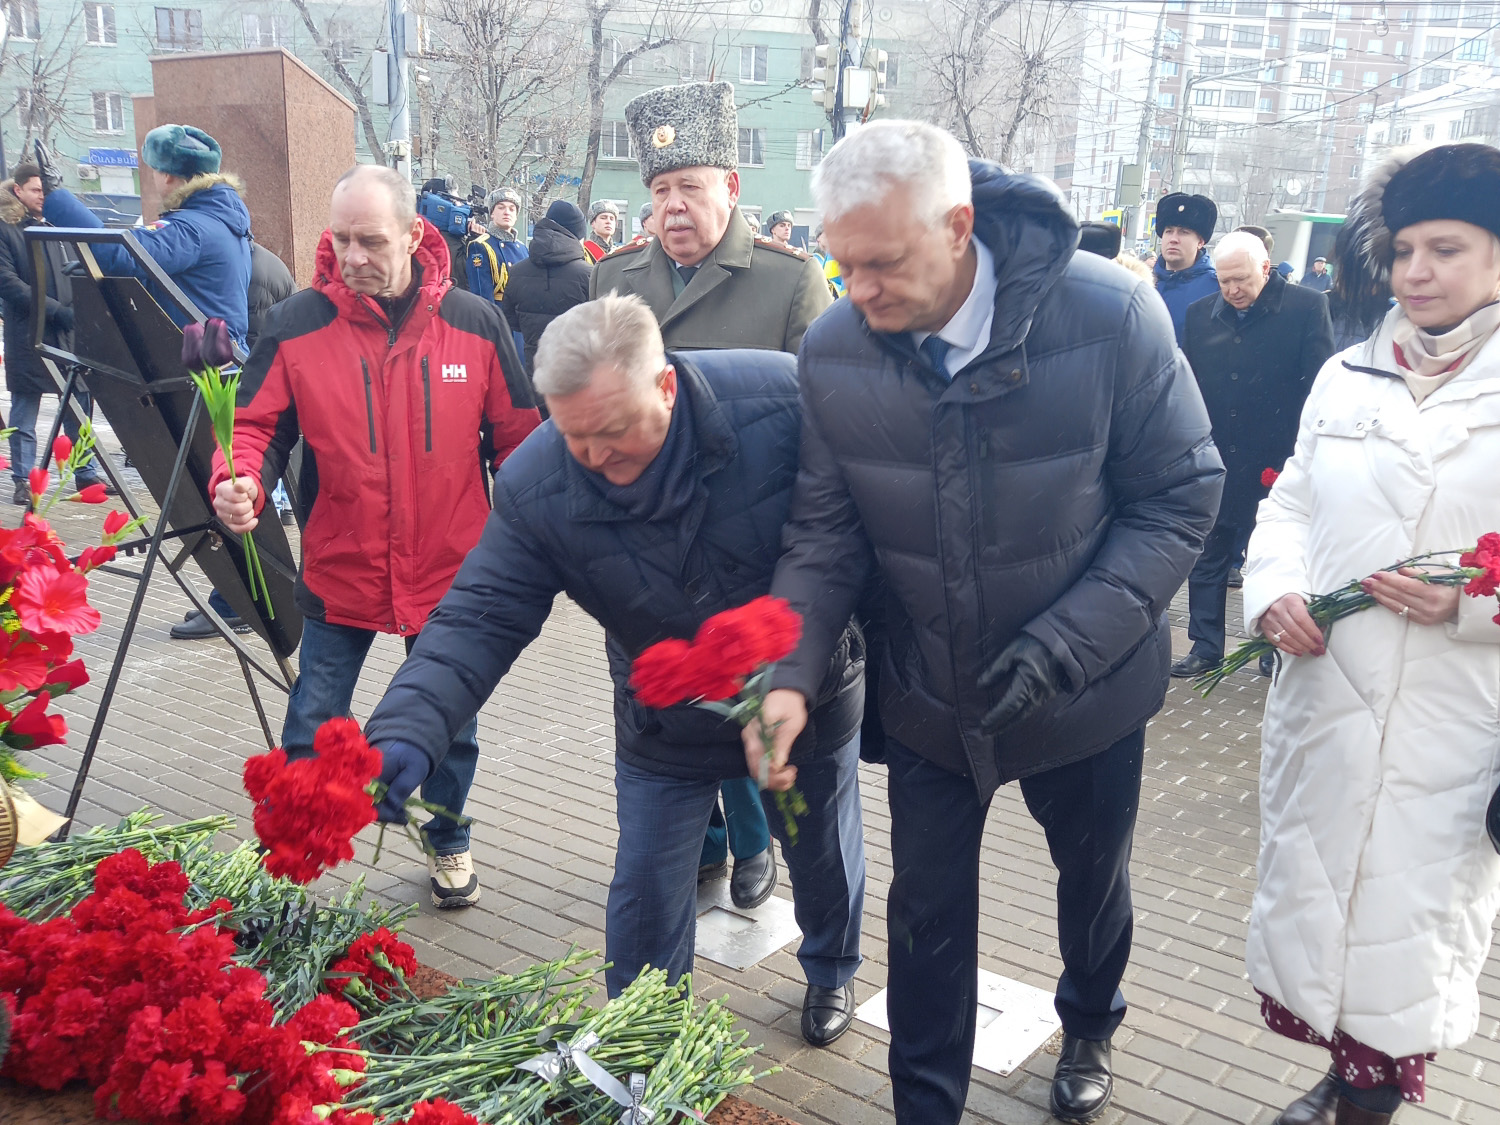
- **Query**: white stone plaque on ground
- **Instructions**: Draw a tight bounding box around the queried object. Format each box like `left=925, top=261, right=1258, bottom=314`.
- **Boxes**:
left=854, top=969, right=1062, bottom=1075
left=693, top=877, right=802, bottom=970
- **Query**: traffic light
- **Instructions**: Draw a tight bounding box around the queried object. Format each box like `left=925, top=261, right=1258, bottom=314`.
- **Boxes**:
left=811, top=43, right=837, bottom=110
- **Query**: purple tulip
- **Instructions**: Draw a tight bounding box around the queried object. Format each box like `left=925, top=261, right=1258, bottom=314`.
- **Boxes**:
left=201, top=318, right=234, bottom=369
left=180, top=320, right=205, bottom=370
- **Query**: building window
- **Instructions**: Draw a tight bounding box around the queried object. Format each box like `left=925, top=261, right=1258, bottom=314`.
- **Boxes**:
left=1200, top=57, right=1225, bottom=76
left=1159, top=60, right=1180, bottom=77
left=1461, top=107, right=1485, bottom=134
left=84, top=3, right=116, bottom=45
left=1330, top=69, right=1343, bottom=85
left=738, top=126, right=766, bottom=167
left=242, top=13, right=287, bottom=48
left=739, top=44, right=767, bottom=84
left=605, top=37, right=634, bottom=77
left=1299, top=28, right=1330, bottom=51
left=1224, top=89, right=1255, bottom=107
left=795, top=128, right=824, bottom=170
left=800, top=46, right=814, bottom=81
left=1157, top=92, right=1176, bottom=107
left=1164, top=27, right=1182, bottom=46
left=326, top=18, right=356, bottom=61
left=1457, top=37, right=1488, bottom=61
left=1232, top=24, right=1263, bottom=46
left=1194, top=87, right=1220, bottom=105
left=1423, top=122, right=1436, bottom=139
left=1394, top=126, right=1411, bottom=143
left=1290, top=93, right=1322, bottom=110
left=1301, top=61, right=1326, bottom=81
left=679, top=43, right=706, bottom=81
left=1262, top=62, right=1280, bottom=80
left=92, top=91, right=124, bottom=133
left=1052, top=161, right=1074, bottom=179
left=1394, top=40, right=1407, bottom=56
left=1199, top=23, right=1225, bottom=44
left=1449, top=118, right=1463, bottom=138
left=1462, top=2, right=1496, bottom=22
left=1422, top=66, right=1454, bottom=87
left=1236, top=0, right=1267, bottom=14
left=1258, top=96, right=1274, bottom=111
left=1367, top=38, right=1383, bottom=53
left=1268, top=33, right=1281, bottom=48
left=1202, top=0, right=1232, bottom=12
left=155, top=7, right=203, bottom=51
left=886, top=53, right=900, bottom=88
left=1363, top=70, right=1378, bottom=86
left=1426, top=36, right=1455, bottom=57
left=6, top=0, right=39, bottom=41
left=1303, top=2, right=1333, bottom=16
left=1432, top=1, right=1460, bottom=19
left=599, top=120, right=632, bottom=160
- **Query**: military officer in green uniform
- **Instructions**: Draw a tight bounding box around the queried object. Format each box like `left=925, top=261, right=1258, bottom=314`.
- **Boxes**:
left=591, top=81, right=831, bottom=353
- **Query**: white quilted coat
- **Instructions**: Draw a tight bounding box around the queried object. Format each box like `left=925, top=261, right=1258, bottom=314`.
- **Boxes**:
left=1242, top=309, right=1500, bottom=1058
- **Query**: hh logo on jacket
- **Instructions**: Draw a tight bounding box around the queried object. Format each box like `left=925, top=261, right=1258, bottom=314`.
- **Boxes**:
left=441, top=363, right=467, bottom=383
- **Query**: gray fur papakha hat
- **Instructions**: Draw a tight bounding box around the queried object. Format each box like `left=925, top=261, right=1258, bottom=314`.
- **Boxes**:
left=625, top=81, right=738, bottom=186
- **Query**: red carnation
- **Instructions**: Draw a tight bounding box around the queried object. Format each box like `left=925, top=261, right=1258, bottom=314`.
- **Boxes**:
left=52, top=435, right=73, bottom=467
left=104, top=509, right=131, bottom=537
left=1460, top=532, right=1500, bottom=598
left=629, top=637, right=697, bottom=707
left=328, top=927, right=417, bottom=999
left=27, top=467, right=49, bottom=498
left=407, top=1099, right=483, bottom=1125
left=243, top=719, right=381, bottom=883
left=76, top=544, right=118, bottom=572
left=1261, top=467, right=1280, bottom=488
left=43, top=658, right=90, bottom=696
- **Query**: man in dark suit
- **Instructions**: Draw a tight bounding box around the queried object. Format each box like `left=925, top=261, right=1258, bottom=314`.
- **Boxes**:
left=1171, top=230, right=1334, bottom=679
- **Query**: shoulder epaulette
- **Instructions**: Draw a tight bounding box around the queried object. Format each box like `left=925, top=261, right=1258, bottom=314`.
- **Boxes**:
left=604, top=236, right=652, bottom=258
left=753, top=236, right=808, bottom=260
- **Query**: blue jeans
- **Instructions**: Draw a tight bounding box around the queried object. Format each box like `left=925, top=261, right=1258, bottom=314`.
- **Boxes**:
left=699, top=776, right=772, bottom=865
left=885, top=729, right=1143, bottom=1125
left=8, top=390, right=104, bottom=485
left=281, top=618, right=478, bottom=854
left=606, top=735, right=865, bottom=998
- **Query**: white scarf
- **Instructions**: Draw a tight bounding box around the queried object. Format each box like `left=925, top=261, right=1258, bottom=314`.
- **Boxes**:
left=1390, top=300, right=1500, bottom=403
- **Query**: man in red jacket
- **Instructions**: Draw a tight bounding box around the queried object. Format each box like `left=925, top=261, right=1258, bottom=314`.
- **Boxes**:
left=210, top=164, right=540, bottom=907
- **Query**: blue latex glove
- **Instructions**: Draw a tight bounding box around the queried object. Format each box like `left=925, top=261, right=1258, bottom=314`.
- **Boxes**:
left=376, top=740, right=431, bottom=823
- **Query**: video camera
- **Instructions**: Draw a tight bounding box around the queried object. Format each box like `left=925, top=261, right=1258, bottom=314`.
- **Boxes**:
left=417, top=176, right=475, bottom=237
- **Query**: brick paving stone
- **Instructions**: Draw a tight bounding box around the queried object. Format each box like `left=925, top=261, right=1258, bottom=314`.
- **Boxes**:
left=11, top=395, right=1500, bottom=1123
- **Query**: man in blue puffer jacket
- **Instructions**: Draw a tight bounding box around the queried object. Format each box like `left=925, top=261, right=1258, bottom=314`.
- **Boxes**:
left=1151, top=191, right=1220, bottom=344
left=37, top=125, right=251, bottom=346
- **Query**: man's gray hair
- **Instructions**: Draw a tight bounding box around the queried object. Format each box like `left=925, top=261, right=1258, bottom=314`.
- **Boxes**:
left=813, top=120, right=972, bottom=229
left=334, top=164, right=417, bottom=226
left=1212, top=230, right=1270, bottom=268
left=533, top=294, right=666, bottom=397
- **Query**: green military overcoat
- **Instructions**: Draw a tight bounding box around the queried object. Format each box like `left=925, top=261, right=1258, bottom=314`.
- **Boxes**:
left=590, top=206, right=832, bottom=353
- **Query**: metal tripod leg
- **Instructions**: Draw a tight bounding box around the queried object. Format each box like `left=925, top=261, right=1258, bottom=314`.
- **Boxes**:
left=56, top=390, right=205, bottom=838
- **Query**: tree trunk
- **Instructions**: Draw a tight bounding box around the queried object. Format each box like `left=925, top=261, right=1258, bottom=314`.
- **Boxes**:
left=289, top=0, right=384, bottom=161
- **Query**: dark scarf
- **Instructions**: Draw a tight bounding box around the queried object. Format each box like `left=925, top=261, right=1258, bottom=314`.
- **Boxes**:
left=585, top=391, right=699, bottom=524
left=375, top=263, right=423, bottom=329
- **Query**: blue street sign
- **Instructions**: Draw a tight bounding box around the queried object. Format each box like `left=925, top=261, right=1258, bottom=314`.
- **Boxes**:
left=88, top=148, right=138, bottom=167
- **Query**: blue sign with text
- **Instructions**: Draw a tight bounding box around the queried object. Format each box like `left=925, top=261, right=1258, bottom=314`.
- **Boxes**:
left=88, top=148, right=138, bottom=168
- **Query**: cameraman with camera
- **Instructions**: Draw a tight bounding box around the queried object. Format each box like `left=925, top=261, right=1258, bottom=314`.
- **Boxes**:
left=418, top=177, right=473, bottom=293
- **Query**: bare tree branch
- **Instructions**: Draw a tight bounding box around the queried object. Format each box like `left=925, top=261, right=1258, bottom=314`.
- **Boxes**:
left=288, top=0, right=385, bottom=161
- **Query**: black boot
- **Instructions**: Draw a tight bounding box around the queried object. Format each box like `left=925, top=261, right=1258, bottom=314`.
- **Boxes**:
left=1050, top=1034, right=1113, bottom=1123
left=1334, top=1095, right=1395, bottom=1124
left=1274, top=1070, right=1339, bottom=1125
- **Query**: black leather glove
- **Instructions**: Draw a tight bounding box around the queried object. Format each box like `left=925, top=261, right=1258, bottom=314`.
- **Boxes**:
left=33, top=140, right=62, bottom=195
left=375, top=740, right=431, bottom=823
left=978, top=634, right=1071, bottom=735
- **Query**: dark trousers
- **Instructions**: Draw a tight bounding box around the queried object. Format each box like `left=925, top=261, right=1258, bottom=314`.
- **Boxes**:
left=885, top=728, right=1144, bottom=1125
left=1186, top=517, right=1250, bottom=661
left=606, top=734, right=865, bottom=998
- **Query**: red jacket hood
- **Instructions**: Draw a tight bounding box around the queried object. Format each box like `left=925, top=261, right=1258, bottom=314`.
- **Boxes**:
left=312, top=218, right=453, bottom=320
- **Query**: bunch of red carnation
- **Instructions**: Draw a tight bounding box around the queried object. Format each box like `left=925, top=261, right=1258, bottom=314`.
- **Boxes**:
left=328, top=927, right=418, bottom=1000
left=0, top=849, right=366, bottom=1125
left=243, top=718, right=383, bottom=883
left=1459, top=532, right=1500, bottom=600
left=630, top=596, right=802, bottom=708
left=1261, top=466, right=1281, bottom=488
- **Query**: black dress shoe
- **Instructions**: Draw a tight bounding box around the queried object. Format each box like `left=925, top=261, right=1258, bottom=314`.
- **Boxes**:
left=1274, top=1069, right=1339, bottom=1125
left=800, top=982, right=855, bottom=1047
left=1050, top=1034, right=1113, bottom=1123
left=1227, top=566, right=1244, bottom=588
left=169, top=612, right=251, bottom=639
left=11, top=481, right=30, bottom=506
left=697, top=858, right=728, bottom=883
left=1259, top=650, right=1277, bottom=678
left=730, top=846, right=776, bottom=909
left=1169, top=652, right=1218, bottom=678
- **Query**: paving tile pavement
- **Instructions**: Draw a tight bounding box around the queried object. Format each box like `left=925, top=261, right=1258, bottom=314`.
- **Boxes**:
left=9, top=402, right=1500, bottom=1124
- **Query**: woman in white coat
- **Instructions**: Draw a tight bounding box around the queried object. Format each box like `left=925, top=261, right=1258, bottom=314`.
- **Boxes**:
left=1245, top=142, right=1500, bottom=1125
